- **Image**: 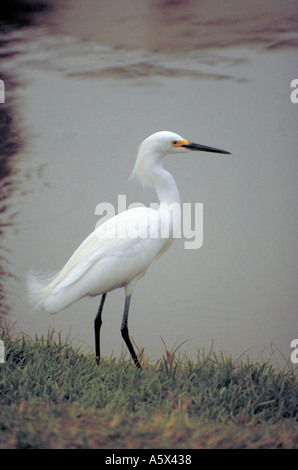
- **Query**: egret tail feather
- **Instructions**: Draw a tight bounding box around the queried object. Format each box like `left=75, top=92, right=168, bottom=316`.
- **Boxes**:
left=26, top=270, right=64, bottom=314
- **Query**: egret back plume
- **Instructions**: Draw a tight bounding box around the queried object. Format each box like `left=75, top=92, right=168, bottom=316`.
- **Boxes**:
left=26, top=270, right=59, bottom=311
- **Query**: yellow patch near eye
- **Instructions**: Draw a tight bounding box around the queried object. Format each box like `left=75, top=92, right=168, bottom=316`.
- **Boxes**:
left=171, top=139, right=189, bottom=148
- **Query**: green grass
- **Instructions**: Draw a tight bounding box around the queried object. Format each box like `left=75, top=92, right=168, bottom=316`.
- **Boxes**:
left=0, top=325, right=297, bottom=449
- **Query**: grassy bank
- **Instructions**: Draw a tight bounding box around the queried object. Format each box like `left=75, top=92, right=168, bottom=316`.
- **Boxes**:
left=0, top=326, right=297, bottom=449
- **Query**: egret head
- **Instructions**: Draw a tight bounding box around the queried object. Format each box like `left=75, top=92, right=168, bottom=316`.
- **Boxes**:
left=139, top=131, right=231, bottom=156
left=139, top=131, right=190, bottom=156
left=130, top=130, right=230, bottom=186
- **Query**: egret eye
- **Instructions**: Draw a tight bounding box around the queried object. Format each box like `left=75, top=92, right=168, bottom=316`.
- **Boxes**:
left=171, top=139, right=189, bottom=148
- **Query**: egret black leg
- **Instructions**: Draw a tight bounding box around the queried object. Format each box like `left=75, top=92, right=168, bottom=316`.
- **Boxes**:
left=94, top=293, right=107, bottom=365
left=121, top=295, right=142, bottom=369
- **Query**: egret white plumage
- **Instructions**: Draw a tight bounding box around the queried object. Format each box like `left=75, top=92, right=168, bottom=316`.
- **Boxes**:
left=27, top=131, right=230, bottom=369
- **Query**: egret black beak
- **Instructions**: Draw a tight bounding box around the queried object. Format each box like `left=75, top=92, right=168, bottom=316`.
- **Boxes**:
left=182, top=142, right=231, bottom=155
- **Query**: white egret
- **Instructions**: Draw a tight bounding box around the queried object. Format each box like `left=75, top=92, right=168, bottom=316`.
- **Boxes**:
left=27, top=131, right=230, bottom=369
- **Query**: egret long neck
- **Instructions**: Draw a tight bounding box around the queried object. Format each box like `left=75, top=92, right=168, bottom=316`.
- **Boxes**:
left=133, top=146, right=181, bottom=206
left=142, top=156, right=181, bottom=206
left=154, top=168, right=181, bottom=206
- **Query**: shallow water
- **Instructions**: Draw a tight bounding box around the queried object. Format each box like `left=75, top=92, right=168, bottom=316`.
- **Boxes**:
left=1, top=0, right=298, bottom=362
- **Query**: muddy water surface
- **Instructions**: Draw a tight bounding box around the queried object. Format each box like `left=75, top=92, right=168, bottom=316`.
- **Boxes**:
left=0, top=0, right=297, bottom=362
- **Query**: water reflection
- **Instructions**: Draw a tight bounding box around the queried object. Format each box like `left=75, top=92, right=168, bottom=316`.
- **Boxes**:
left=0, top=0, right=51, bottom=316
left=49, top=0, right=298, bottom=52
left=0, top=77, right=25, bottom=315
left=0, top=0, right=297, bottom=362
left=0, top=0, right=51, bottom=32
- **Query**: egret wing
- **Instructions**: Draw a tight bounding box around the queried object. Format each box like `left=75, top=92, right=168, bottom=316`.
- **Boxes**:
left=50, top=206, right=162, bottom=293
